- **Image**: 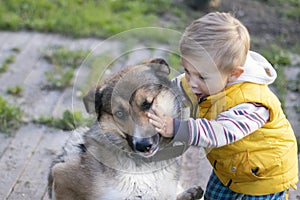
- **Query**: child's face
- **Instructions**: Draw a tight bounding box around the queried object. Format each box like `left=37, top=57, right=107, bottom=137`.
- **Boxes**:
left=182, top=56, right=232, bottom=99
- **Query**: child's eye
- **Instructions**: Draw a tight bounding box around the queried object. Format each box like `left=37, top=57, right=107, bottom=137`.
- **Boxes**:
left=198, top=75, right=207, bottom=80
left=184, top=68, right=189, bottom=75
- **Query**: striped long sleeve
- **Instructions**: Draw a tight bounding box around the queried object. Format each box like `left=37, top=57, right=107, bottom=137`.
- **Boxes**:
left=173, top=102, right=269, bottom=148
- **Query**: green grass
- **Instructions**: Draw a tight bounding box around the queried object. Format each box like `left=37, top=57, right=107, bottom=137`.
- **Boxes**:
left=43, top=46, right=90, bottom=90
left=7, top=85, right=23, bottom=97
left=261, top=44, right=292, bottom=107
left=272, top=66, right=288, bottom=107
left=295, top=105, right=300, bottom=114
left=44, top=68, right=74, bottom=90
left=0, top=55, right=15, bottom=73
left=34, top=110, right=91, bottom=131
left=0, top=96, right=23, bottom=134
left=288, top=71, right=300, bottom=95
left=261, top=45, right=291, bottom=67
left=43, top=46, right=90, bottom=67
left=11, top=47, right=21, bottom=53
left=0, top=0, right=187, bottom=38
left=166, top=53, right=183, bottom=78
left=273, top=0, right=300, bottom=21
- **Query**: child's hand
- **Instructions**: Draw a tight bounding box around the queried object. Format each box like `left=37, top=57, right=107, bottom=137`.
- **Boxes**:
left=147, top=108, right=174, bottom=138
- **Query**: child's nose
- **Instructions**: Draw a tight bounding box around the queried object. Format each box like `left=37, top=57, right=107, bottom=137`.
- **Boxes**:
left=188, top=77, right=198, bottom=88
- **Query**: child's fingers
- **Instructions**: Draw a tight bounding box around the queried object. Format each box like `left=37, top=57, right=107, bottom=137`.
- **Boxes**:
left=147, top=111, right=170, bottom=136
left=151, top=107, right=162, bottom=118
left=149, top=118, right=163, bottom=129
left=155, top=127, right=165, bottom=135
left=147, top=112, right=161, bottom=122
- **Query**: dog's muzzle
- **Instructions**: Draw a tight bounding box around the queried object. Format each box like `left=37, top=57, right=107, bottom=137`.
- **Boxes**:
left=127, top=134, right=160, bottom=158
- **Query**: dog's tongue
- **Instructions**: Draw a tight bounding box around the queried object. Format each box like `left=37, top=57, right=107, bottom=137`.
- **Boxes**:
left=145, top=149, right=154, bottom=156
left=142, top=147, right=160, bottom=158
left=148, top=150, right=153, bottom=154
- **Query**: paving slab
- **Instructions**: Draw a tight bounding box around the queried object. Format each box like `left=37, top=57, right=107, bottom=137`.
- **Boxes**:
left=0, top=124, right=44, bottom=198
left=7, top=129, right=69, bottom=200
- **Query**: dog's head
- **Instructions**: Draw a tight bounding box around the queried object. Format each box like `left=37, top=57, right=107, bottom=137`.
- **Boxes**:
left=83, top=58, right=186, bottom=158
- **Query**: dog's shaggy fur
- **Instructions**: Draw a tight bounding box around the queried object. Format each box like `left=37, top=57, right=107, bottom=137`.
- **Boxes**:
left=48, top=59, right=203, bottom=200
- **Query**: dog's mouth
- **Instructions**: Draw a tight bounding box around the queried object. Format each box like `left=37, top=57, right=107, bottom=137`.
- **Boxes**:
left=136, top=142, right=159, bottom=158
left=126, top=134, right=160, bottom=158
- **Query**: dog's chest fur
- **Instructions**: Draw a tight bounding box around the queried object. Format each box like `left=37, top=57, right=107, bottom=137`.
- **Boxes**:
left=92, top=160, right=179, bottom=200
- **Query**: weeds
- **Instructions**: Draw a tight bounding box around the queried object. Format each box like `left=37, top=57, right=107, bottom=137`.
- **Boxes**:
left=7, top=85, right=23, bottom=97
left=166, top=53, right=183, bottom=78
left=0, top=96, right=23, bottom=134
left=274, top=0, right=300, bottom=21
left=43, top=46, right=89, bottom=67
left=0, top=63, right=8, bottom=73
left=288, top=72, right=300, bottom=93
left=34, top=110, right=91, bottom=131
left=294, top=105, right=300, bottom=114
left=44, top=68, right=74, bottom=90
left=262, top=46, right=291, bottom=67
left=0, top=55, right=15, bottom=73
left=11, top=47, right=21, bottom=53
left=261, top=44, right=291, bottom=107
left=43, top=46, right=90, bottom=90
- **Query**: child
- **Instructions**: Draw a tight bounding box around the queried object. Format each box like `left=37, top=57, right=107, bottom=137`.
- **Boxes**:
left=147, top=12, right=298, bottom=199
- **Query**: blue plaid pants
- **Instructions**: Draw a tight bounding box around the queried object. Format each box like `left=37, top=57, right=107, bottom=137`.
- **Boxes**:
left=204, top=171, right=286, bottom=200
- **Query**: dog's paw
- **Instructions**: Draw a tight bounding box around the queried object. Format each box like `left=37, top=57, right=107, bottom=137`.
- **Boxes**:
left=176, top=186, right=203, bottom=200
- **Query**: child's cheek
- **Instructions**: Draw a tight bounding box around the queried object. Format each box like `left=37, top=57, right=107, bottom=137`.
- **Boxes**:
left=205, top=78, right=226, bottom=95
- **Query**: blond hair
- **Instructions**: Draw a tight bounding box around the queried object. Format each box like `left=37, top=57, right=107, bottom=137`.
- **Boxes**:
left=180, top=12, right=250, bottom=72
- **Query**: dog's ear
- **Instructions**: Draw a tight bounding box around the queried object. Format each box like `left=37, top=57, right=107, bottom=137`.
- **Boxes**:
left=83, top=85, right=107, bottom=117
left=143, top=58, right=170, bottom=75
left=83, top=84, right=111, bottom=120
left=83, top=86, right=97, bottom=114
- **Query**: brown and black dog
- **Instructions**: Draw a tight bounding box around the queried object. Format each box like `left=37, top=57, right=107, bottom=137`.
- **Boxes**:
left=48, top=59, right=203, bottom=200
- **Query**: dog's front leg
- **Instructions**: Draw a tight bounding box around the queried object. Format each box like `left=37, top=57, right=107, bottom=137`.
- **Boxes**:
left=51, top=163, right=81, bottom=200
left=176, top=186, right=204, bottom=200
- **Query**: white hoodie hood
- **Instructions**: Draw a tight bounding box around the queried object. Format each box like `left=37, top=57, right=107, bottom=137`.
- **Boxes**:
left=230, top=51, right=277, bottom=85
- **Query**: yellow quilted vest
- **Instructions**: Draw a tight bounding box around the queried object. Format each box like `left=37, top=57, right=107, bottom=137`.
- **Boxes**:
left=181, top=76, right=298, bottom=195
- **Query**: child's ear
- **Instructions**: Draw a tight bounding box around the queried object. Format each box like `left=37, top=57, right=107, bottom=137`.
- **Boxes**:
left=228, top=67, right=244, bottom=82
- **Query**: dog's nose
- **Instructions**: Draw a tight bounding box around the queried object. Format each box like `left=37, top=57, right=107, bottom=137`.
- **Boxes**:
left=135, top=138, right=153, bottom=153
left=131, top=134, right=160, bottom=154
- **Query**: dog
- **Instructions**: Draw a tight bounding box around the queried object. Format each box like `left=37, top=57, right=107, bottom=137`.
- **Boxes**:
left=48, top=58, right=203, bottom=200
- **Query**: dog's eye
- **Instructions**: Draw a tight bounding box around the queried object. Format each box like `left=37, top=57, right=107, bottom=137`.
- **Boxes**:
left=114, top=111, right=124, bottom=118
left=141, top=100, right=153, bottom=111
